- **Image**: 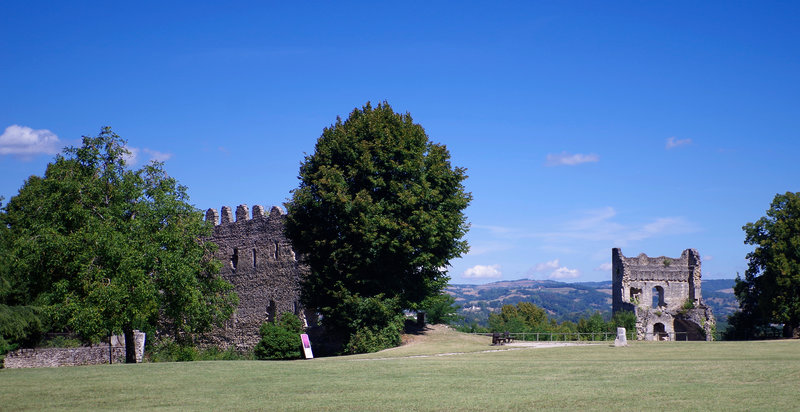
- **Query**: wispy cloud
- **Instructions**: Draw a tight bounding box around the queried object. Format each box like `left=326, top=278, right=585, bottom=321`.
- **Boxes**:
left=528, top=258, right=581, bottom=280
left=594, top=262, right=612, bottom=271
left=545, top=151, right=599, bottom=166
left=0, top=125, right=61, bottom=157
left=533, top=259, right=560, bottom=272
left=537, top=207, right=698, bottom=246
left=549, top=267, right=580, bottom=279
left=666, top=137, right=692, bottom=149
left=123, top=146, right=173, bottom=166
left=463, top=264, right=502, bottom=279
left=143, top=148, right=172, bottom=162
left=467, top=242, right=515, bottom=256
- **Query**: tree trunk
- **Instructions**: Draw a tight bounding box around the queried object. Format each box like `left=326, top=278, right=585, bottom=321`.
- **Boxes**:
left=124, top=327, right=137, bottom=363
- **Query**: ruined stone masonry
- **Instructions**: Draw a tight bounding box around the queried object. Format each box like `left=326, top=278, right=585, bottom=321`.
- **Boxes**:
left=612, top=248, right=715, bottom=341
left=4, top=331, right=145, bottom=368
left=201, top=204, right=308, bottom=351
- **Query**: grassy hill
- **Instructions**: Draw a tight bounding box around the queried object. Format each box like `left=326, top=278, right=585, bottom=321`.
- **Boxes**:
left=448, top=278, right=739, bottom=326
left=1, top=327, right=797, bottom=410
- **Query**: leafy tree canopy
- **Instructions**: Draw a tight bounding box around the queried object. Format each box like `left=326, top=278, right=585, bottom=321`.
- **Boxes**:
left=736, top=192, right=800, bottom=338
left=285, top=102, right=471, bottom=337
left=419, top=293, right=461, bottom=325
left=0, top=127, right=237, bottom=361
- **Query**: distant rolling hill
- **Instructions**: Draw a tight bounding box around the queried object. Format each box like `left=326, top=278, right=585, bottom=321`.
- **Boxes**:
left=447, top=278, right=739, bottom=326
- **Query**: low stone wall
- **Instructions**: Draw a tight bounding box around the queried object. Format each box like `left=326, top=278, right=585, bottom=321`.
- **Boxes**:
left=3, top=331, right=145, bottom=369
left=4, top=346, right=126, bottom=368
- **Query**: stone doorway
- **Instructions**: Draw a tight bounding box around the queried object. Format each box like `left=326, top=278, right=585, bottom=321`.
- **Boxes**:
left=653, top=323, right=668, bottom=341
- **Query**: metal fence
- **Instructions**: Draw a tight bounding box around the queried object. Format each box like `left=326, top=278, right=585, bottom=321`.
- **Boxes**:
left=475, top=331, right=633, bottom=342
left=473, top=331, right=714, bottom=342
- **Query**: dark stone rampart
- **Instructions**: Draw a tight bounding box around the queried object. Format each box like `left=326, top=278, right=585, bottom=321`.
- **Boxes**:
left=201, top=204, right=308, bottom=351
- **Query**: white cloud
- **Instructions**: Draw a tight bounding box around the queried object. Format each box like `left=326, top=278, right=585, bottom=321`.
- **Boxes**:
left=548, top=266, right=580, bottom=279
left=545, top=151, right=599, bottom=166
left=143, top=148, right=173, bottom=162
left=703, top=255, right=713, bottom=261
left=527, top=259, right=580, bottom=280
left=0, top=125, right=61, bottom=156
left=463, top=264, right=502, bottom=279
left=666, top=137, right=692, bottom=149
left=533, top=259, right=560, bottom=272
left=595, top=262, right=613, bottom=271
left=537, top=207, right=698, bottom=246
left=123, top=147, right=140, bottom=166
left=123, top=146, right=173, bottom=166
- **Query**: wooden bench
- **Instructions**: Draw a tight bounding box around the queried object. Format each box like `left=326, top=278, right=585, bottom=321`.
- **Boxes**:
left=492, top=331, right=514, bottom=345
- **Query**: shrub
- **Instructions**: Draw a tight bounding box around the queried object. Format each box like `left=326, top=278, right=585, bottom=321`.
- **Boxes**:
left=677, top=298, right=696, bottom=316
left=344, top=324, right=402, bottom=354
left=419, top=293, right=461, bottom=325
left=148, top=339, right=199, bottom=362
left=254, top=312, right=303, bottom=360
left=0, top=304, right=47, bottom=355
left=38, top=336, right=83, bottom=348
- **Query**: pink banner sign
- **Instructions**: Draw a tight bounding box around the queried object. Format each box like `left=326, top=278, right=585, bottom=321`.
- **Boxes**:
left=300, top=334, right=313, bottom=359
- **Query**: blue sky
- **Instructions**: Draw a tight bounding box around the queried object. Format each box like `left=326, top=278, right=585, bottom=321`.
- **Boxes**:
left=2, top=2, right=798, bottom=284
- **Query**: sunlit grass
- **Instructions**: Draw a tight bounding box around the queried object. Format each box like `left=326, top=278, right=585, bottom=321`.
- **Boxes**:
left=1, top=330, right=798, bottom=411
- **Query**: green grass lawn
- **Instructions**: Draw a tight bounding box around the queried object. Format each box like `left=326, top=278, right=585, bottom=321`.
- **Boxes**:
left=2, top=329, right=798, bottom=411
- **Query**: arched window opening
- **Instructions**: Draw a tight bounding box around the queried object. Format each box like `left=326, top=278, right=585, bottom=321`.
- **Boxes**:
left=652, top=286, right=665, bottom=308
left=231, top=248, right=239, bottom=271
left=630, top=287, right=642, bottom=304
left=252, top=248, right=257, bottom=268
left=274, top=241, right=279, bottom=260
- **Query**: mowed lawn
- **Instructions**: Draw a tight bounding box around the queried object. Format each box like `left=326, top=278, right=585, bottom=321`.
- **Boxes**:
left=1, top=329, right=798, bottom=411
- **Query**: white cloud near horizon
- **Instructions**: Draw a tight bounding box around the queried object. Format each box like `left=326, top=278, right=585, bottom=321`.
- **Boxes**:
left=0, top=125, right=61, bottom=156
left=595, top=262, right=613, bottom=271
left=549, top=266, right=580, bottom=279
left=528, top=258, right=580, bottom=280
left=666, top=137, right=692, bottom=149
left=545, top=151, right=599, bottom=166
left=533, top=259, right=560, bottom=272
left=463, top=264, right=502, bottom=279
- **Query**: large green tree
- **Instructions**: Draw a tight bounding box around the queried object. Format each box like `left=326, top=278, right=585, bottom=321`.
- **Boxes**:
left=285, top=102, right=471, bottom=342
left=0, top=128, right=237, bottom=362
left=736, top=192, right=800, bottom=338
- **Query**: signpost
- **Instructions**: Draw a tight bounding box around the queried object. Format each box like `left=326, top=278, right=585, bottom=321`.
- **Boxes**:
left=300, top=334, right=314, bottom=359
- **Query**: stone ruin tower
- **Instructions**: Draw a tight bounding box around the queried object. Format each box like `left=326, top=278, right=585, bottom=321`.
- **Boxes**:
left=201, top=204, right=309, bottom=351
left=612, top=248, right=715, bottom=341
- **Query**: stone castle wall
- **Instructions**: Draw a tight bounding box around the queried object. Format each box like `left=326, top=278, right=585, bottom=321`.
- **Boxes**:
left=200, top=204, right=308, bottom=351
left=612, top=248, right=714, bottom=341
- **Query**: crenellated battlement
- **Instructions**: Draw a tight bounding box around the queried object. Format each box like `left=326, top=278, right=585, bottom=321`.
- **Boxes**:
left=205, top=204, right=285, bottom=226
left=199, top=202, right=307, bottom=351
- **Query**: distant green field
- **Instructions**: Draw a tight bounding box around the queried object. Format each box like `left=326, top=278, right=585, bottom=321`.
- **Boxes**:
left=1, top=329, right=798, bottom=411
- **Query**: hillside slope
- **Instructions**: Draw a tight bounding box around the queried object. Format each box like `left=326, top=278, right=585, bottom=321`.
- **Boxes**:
left=447, top=278, right=738, bottom=326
